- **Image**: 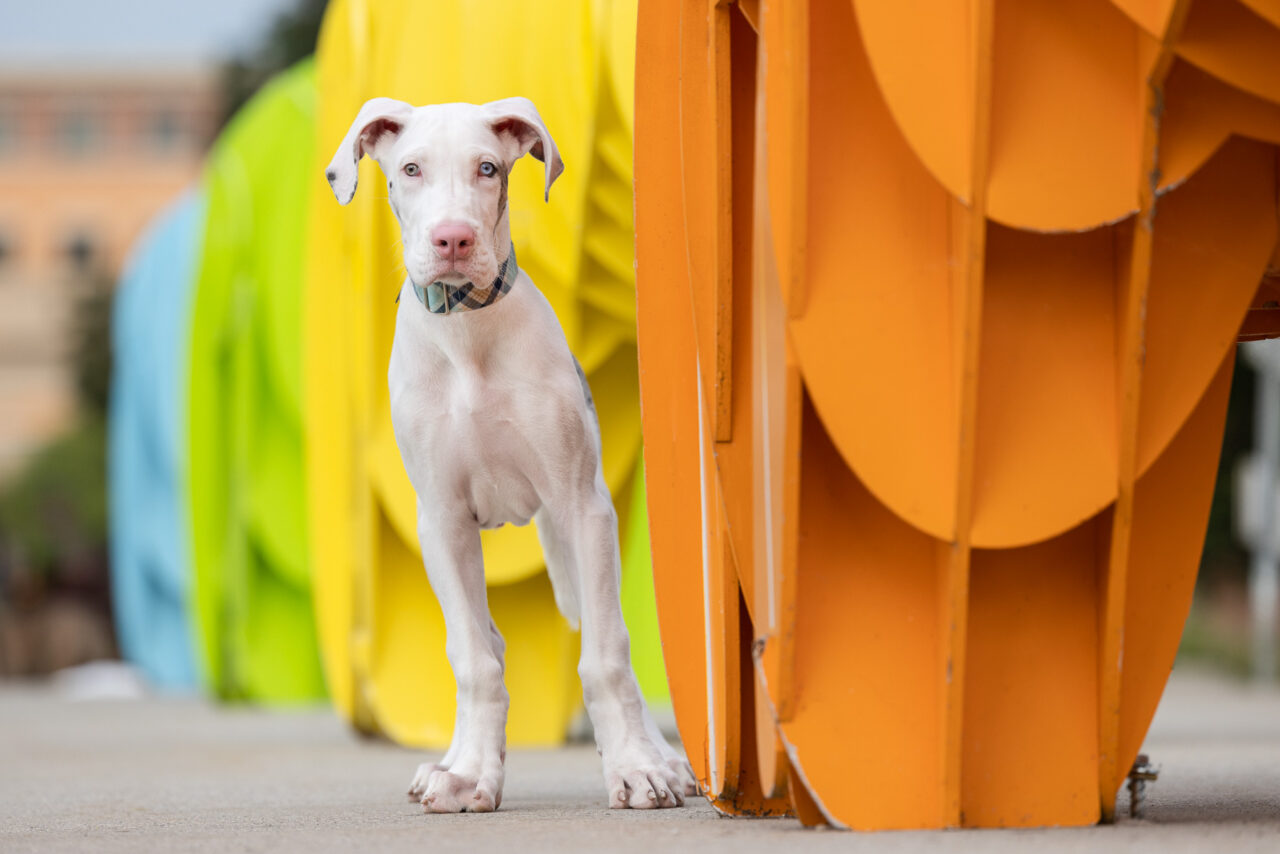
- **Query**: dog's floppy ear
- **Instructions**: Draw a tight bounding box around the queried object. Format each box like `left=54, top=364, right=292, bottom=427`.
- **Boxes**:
left=484, top=97, right=564, bottom=202
left=325, top=97, right=414, bottom=205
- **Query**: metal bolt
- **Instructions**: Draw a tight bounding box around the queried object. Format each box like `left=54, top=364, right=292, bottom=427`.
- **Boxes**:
left=1127, top=753, right=1160, bottom=819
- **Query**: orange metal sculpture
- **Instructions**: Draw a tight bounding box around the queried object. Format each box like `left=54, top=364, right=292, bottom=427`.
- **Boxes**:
left=634, top=0, right=1280, bottom=829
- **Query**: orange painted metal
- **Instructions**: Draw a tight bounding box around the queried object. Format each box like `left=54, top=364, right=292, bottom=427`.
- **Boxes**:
left=635, top=0, right=1280, bottom=829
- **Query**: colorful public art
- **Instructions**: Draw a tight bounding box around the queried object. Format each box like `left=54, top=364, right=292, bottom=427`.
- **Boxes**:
left=188, top=60, right=326, bottom=702
left=102, top=2, right=1280, bottom=826
left=305, top=0, right=664, bottom=747
left=109, top=192, right=205, bottom=691
left=634, top=0, right=1280, bottom=829
left=109, top=0, right=669, bottom=737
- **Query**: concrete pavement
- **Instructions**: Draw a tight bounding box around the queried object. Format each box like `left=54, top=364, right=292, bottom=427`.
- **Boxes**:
left=2, top=666, right=1278, bottom=852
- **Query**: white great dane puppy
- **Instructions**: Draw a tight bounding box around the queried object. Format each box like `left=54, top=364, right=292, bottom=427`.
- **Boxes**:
left=325, top=97, right=698, bottom=813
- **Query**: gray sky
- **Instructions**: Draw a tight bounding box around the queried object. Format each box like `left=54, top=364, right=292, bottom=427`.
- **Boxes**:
left=0, top=0, right=302, bottom=70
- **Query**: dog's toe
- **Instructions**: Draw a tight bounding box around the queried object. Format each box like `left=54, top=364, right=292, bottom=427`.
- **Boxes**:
left=407, top=762, right=443, bottom=802
left=423, top=770, right=501, bottom=814
left=667, top=758, right=699, bottom=798
left=469, top=788, right=498, bottom=813
left=605, top=745, right=695, bottom=810
left=610, top=769, right=677, bottom=810
left=607, top=776, right=629, bottom=809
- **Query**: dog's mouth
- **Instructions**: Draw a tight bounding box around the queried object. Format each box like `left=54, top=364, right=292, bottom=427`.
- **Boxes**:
left=418, top=261, right=496, bottom=287
left=409, top=246, right=500, bottom=289
left=410, top=264, right=465, bottom=287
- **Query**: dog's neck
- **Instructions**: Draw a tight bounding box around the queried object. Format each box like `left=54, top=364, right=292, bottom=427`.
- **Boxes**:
left=412, top=244, right=518, bottom=315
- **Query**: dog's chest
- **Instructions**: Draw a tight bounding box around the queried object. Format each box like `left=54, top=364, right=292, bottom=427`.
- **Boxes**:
left=390, top=334, right=552, bottom=529
left=449, top=377, right=542, bottom=528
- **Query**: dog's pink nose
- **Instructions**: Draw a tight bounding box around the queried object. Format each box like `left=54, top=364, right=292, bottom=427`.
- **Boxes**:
left=430, top=222, right=476, bottom=262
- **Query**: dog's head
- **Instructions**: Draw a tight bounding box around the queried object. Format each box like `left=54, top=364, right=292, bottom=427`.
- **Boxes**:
left=326, top=97, right=563, bottom=290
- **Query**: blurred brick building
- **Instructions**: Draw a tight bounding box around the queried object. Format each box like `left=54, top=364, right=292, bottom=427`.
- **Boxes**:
left=0, top=67, right=219, bottom=479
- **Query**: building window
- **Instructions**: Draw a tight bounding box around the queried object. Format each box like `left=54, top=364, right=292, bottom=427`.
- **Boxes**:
left=147, top=109, right=182, bottom=152
left=56, top=110, right=101, bottom=155
left=0, top=105, right=17, bottom=154
left=65, top=232, right=96, bottom=270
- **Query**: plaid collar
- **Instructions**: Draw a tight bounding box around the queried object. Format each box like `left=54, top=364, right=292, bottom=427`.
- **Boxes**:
left=411, top=248, right=518, bottom=314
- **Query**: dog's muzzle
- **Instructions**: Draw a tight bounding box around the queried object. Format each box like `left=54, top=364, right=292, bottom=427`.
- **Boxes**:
left=412, top=248, right=519, bottom=314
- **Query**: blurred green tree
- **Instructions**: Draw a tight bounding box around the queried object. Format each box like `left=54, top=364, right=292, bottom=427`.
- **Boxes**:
left=0, top=272, right=114, bottom=673
left=218, top=0, right=328, bottom=129
left=0, top=416, right=107, bottom=586
left=0, top=270, right=113, bottom=585
left=1201, top=357, right=1255, bottom=591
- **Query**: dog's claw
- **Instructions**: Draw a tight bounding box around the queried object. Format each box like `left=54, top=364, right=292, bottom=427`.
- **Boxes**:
left=606, top=745, right=695, bottom=810
left=408, top=761, right=446, bottom=802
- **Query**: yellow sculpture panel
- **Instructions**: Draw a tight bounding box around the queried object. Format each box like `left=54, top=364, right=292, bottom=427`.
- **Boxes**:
left=306, top=0, right=655, bottom=748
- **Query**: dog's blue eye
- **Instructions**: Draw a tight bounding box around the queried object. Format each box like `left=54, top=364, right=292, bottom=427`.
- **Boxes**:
left=403, top=163, right=419, bottom=176
left=479, top=161, right=497, bottom=177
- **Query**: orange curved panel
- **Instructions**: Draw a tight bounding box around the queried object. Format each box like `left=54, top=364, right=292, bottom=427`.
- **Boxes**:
left=1117, top=350, right=1236, bottom=789
left=768, top=311, right=1235, bottom=832
left=1136, top=137, right=1277, bottom=472
left=960, top=522, right=1105, bottom=828
left=636, top=0, right=715, bottom=793
left=779, top=399, right=945, bottom=830
left=1178, top=0, right=1280, bottom=105
left=1108, top=0, right=1177, bottom=34
left=792, top=0, right=960, bottom=543
left=960, top=353, right=1230, bottom=828
left=800, top=43, right=1274, bottom=548
left=856, top=0, right=1151, bottom=232
left=969, top=222, right=1121, bottom=547
left=635, top=0, right=1280, bottom=831
left=986, top=0, right=1149, bottom=231
left=1161, top=61, right=1280, bottom=189
left=761, top=0, right=808, bottom=315
left=1105, top=0, right=1172, bottom=34
left=850, top=0, right=974, bottom=206
left=859, top=0, right=1280, bottom=233
left=971, top=138, right=1272, bottom=546
left=1240, top=0, right=1280, bottom=28
left=676, top=0, right=725, bottom=431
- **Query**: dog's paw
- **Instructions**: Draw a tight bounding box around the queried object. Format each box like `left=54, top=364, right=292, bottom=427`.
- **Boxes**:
left=408, top=762, right=444, bottom=803
left=602, top=741, right=690, bottom=809
left=422, top=770, right=502, bottom=813
left=647, top=729, right=699, bottom=797
left=665, top=756, right=700, bottom=798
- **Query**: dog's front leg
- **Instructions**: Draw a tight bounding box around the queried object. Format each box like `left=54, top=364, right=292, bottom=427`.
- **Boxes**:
left=554, top=495, right=699, bottom=808
left=410, top=514, right=508, bottom=813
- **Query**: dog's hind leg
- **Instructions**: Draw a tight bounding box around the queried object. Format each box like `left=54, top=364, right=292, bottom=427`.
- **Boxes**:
left=535, top=507, right=581, bottom=628
left=411, top=513, right=508, bottom=813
